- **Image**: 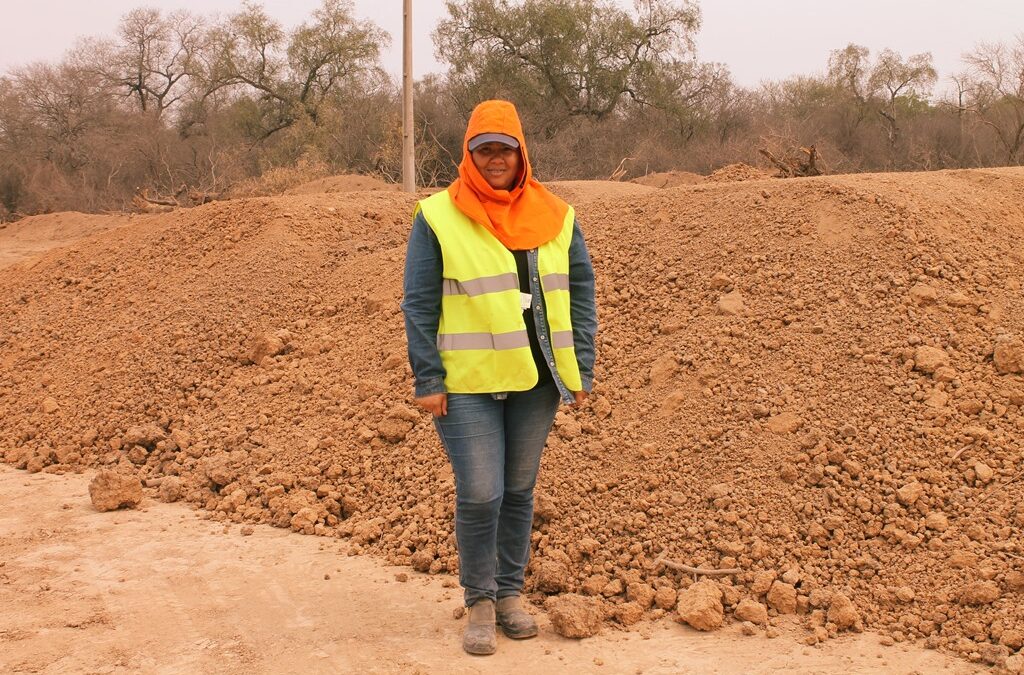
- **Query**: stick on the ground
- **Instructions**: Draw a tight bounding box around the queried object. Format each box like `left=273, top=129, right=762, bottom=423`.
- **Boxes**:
left=654, top=556, right=741, bottom=577
left=948, top=445, right=971, bottom=464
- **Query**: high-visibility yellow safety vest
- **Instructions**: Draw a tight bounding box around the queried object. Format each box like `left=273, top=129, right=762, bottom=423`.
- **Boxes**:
left=415, top=190, right=582, bottom=394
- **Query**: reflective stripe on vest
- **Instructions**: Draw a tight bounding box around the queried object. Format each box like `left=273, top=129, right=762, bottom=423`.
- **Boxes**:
left=441, top=272, right=518, bottom=297
left=416, top=191, right=582, bottom=394
left=437, top=331, right=530, bottom=351
left=541, top=273, right=569, bottom=291
left=551, top=330, right=574, bottom=349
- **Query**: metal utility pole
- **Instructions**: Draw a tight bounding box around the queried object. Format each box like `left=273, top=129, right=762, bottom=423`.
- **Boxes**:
left=402, top=0, right=415, bottom=193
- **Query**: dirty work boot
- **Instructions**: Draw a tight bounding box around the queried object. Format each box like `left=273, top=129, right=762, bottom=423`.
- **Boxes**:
left=463, top=599, right=497, bottom=655
left=496, top=595, right=538, bottom=639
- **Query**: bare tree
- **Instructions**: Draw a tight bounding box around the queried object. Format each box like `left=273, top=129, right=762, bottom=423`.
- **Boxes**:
left=965, top=35, right=1024, bottom=164
left=5, top=62, right=109, bottom=169
left=869, top=49, right=936, bottom=150
left=75, top=9, right=206, bottom=117
left=435, top=0, right=704, bottom=128
left=207, top=0, right=388, bottom=140
left=826, top=44, right=874, bottom=152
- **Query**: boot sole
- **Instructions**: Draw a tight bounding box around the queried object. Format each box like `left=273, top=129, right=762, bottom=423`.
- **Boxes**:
left=463, top=641, right=497, bottom=655
left=497, top=620, right=539, bottom=640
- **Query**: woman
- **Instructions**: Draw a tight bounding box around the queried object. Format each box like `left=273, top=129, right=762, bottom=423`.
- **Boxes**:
left=401, top=99, right=597, bottom=655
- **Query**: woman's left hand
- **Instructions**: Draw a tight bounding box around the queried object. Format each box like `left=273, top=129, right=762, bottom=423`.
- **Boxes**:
left=573, top=391, right=588, bottom=406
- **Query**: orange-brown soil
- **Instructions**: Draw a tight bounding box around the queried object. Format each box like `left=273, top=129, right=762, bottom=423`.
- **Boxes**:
left=0, top=465, right=981, bottom=673
left=632, top=171, right=706, bottom=188
left=1, top=168, right=1023, bottom=670
left=285, top=174, right=400, bottom=195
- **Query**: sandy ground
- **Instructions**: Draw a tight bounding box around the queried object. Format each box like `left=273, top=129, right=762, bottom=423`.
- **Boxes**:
left=0, top=466, right=979, bottom=675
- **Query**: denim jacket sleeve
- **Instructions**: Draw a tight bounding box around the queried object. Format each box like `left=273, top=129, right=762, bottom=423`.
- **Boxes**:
left=400, top=212, right=447, bottom=397
left=568, top=219, right=598, bottom=392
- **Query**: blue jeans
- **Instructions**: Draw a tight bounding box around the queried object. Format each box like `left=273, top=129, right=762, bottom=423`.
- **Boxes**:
left=433, top=382, right=560, bottom=606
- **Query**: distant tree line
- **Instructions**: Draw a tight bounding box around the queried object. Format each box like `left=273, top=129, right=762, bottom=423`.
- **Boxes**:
left=0, top=0, right=1022, bottom=219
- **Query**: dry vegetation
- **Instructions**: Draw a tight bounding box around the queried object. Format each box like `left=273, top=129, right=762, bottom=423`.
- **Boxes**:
left=1, top=0, right=1023, bottom=220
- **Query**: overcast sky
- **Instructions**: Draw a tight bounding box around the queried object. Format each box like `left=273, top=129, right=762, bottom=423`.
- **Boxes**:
left=1, top=0, right=1022, bottom=91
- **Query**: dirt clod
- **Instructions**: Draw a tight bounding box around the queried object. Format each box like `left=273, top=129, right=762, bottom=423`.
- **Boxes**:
left=123, top=423, right=166, bottom=449
left=158, top=476, right=183, bottom=502
left=534, top=560, right=572, bottom=593
left=766, top=581, right=797, bottom=615
left=246, top=330, right=292, bottom=364
left=88, top=471, right=142, bottom=512
left=675, top=580, right=724, bottom=631
left=960, top=581, right=1001, bottom=606
left=993, top=337, right=1024, bottom=374
left=546, top=593, right=604, bottom=638
left=717, top=291, right=746, bottom=316
left=913, top=346, right=949, bottom=374
left=734, top=598, right=768, bottom=625
left=653, top=586, right=677, bottom=610
left=827, top=593, right=861, bottom=631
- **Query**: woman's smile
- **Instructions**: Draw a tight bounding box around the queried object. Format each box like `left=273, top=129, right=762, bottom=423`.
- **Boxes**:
left=471, top=142, right=521, bottom=190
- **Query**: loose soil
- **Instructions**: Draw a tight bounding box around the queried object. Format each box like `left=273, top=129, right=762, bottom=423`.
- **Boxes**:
left=706, top=163, right=776, bottom=182
left=1, top=168, right=1023, bottom=670
left=0, top=465, right=979, bottom=674
left=632, top=171, right=706, bottom=188
left=285, top=174, right=400, bottom=196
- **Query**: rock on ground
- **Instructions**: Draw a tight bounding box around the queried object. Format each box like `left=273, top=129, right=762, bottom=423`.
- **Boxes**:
left=993, top=337, right=1024, bottom=374
left=545, top=594, right=604, bottom=638
left=88, top=471, right=143, bottom=512
left=534, top=561, right=572, bottom=593
left=766, top=581, right=797, bottom=615
left=827, top=593, right=861, bottom=630
left=676, top=580, right=724, bottom=631
left=158, top=476, right=183, bottom=502
left=734, top=598, right=768, bottom=625
left=960, top=581, right=1001, bottom=605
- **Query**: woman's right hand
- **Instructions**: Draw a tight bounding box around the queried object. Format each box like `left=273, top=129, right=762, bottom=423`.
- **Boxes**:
left=415, top=393, right=448, bottom=417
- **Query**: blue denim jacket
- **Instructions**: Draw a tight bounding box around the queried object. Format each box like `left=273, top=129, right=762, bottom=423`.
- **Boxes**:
left=401, top=211, right=597, bottom=405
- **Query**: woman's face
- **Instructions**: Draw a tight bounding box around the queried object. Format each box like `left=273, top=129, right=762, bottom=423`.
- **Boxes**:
left=471, top=142, right=521, bottom=190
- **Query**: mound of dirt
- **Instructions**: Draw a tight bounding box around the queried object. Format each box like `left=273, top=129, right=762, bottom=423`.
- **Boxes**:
left=2, top=168, right=1023, bottom=666
left=632, top=171, right=705, bottom=188
left=706, top=163, right=775, bottom=183
left=285, top=174, right=399, bottom=195
left=546, top=180, right=657, bottom=205
left=0, top=212, right=132, bottom=270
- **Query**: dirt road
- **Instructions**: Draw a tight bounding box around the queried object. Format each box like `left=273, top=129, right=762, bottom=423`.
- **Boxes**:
left=0, top=466, right=978, bottom=674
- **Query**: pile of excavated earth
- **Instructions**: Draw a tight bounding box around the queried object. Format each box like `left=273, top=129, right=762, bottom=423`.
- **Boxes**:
left=1, top=167, right=1023, bottom=669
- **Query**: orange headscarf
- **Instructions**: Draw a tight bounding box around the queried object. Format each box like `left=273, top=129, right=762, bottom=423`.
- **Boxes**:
left=447, top=100, right=569, bottom=250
